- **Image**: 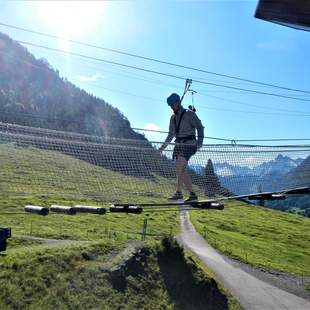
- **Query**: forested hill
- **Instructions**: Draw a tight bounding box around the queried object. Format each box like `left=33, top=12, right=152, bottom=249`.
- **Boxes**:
left=0, top=32, right=146, bottom=140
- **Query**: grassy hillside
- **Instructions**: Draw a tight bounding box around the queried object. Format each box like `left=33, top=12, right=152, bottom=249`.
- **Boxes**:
left=190, top=201, right=310, bottom=276
left=0, top=143, right=179, bottom=202
left=0, top=32, right=146, bottom=140
left=0, top=144, right=181, bottom=241
left=1, top=141, right=309, bottom=307
left=1, top=143, right=309, bottom=277
left=0, top=239, right=241, bottom=310
left=0, top=144, right=242, bottom=309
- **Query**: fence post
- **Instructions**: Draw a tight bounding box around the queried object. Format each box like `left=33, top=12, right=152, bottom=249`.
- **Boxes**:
left=141, top=218, right=148, bottom=241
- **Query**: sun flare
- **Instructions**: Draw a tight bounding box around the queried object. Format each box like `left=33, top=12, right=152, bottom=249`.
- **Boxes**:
left=38, top=1, right=106, bottom=49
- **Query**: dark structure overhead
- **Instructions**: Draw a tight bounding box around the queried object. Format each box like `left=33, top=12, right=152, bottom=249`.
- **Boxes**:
left=255, top=0, right=310, bottom=31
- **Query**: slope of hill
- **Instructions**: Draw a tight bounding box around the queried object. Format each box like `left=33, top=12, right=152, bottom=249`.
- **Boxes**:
left=266, top=155, right=310, bottom=215
left=190, top=201, right=310, bottom=276
left=0, top=143, right=184, bottom=242
left=0, top=144, right=309, bottom=278
left=0, top=33, right=210, bottom=188
left=0, top=32, right=145, bottom=140
left=0, top=239, right=239, bottom=310
left=0, top=144, right=240, bottom=309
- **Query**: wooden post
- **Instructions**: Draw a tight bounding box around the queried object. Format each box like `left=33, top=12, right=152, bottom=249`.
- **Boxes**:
left=141, top=218, right=148, bottom=241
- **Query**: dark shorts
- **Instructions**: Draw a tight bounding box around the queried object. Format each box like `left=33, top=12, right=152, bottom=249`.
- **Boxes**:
left=173, top=142, right=197, bottom=161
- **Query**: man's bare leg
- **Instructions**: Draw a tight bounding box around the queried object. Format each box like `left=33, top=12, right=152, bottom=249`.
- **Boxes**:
left=176, top=156, right=187, bottom=192
left=182, top=165, right=194, bottom=192
left=176, top=156, right=194, bottom=192
left=177, top=156, right=198, bottom=202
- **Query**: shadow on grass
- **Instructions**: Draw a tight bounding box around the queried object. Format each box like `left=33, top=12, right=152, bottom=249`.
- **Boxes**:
left=158, top=237, right=229, bottom=310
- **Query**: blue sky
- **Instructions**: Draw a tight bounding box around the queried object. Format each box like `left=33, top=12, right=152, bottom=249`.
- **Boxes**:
left=0, top=0, right=309, bottom=144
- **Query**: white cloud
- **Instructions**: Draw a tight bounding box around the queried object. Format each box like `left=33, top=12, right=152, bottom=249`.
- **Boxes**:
left=144, top=123, right=160, bottom=131
left=216, top=168, right=233, bottom=176
left=78, top=72, right=104, bottom=82
left=142, top=123, right=164, bottom=143
left=256, top=42, right=289, bottom=52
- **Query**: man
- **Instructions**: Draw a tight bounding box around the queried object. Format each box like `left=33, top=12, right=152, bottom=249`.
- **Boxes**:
left=158, top=93, right=204, bottom=202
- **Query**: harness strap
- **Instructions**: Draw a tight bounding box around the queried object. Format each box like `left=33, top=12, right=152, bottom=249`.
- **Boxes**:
left=174, top=109, right=187, bottom=135
left=175, top=135, right=196, bottom=143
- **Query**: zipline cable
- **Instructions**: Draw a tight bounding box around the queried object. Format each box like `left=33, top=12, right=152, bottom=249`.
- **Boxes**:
left=15, top=40, right=310, bottom=103
left=1, top=22, right=310, bottom=95
left=1, top=49, right=310, bottom=116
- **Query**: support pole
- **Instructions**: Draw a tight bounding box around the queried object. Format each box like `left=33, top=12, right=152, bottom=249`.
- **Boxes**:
left=141, top=218, right=148, bottom=241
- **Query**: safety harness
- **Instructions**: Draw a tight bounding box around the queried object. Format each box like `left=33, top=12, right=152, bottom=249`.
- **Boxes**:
left=174, top=109, right=196, bottom=143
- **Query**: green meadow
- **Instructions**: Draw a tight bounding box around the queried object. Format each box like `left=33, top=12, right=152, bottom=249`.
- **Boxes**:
left=190, top=201, right=310, bottom=276
left=1, top=143, right=309, bottom=276
left=0, top=144, right=241, bottom=309
left=0, top=143, right=309, bottom=308
left=0, top=144, right=180, bottom=242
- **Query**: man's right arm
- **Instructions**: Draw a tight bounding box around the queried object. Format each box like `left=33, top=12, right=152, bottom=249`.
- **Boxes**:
left=190, top=112, right=204, bottom=149
left=158, top=116, right=174, bottom=153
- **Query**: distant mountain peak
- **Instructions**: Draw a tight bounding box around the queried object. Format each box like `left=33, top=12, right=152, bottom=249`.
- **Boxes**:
left=275, top=154, right=285, bottom=160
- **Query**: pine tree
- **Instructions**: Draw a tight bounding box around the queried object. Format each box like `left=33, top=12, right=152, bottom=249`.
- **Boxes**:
left=205, top=159, right=221, bottom=197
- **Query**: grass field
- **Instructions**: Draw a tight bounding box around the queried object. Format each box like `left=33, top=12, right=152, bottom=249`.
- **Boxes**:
left=1, top=143, right=309, bottom=276
left=0, top=144, right=181, bottom=243
left=0, top=237, right=241, bottom=310
left=0, top=144, right=240, bottom=308
left=0, top=142, right=309, bottom=307
left=190, top=201, right=310, bottom=276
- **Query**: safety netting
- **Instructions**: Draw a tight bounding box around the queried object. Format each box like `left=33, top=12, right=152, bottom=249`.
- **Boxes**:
left=0, top=122, right=309, bottom=203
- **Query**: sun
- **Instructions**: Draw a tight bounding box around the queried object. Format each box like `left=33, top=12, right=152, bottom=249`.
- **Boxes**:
left=37, top=1, right=106, bottom=48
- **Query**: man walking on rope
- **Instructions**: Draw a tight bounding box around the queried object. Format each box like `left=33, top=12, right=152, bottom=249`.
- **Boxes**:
left=158, top=93, right=204, bottom=202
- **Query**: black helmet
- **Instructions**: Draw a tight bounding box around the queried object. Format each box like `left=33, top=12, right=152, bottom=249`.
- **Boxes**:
left=167, top=93, right=180, bottom=107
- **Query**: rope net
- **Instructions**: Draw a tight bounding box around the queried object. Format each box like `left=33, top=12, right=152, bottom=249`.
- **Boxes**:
left=0, top=122, right=309, bottom=204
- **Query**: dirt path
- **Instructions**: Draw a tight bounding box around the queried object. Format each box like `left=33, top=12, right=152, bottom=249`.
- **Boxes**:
left=177, top=209, right=310, bottom=310
left=13, top=234, right=89, bottom=247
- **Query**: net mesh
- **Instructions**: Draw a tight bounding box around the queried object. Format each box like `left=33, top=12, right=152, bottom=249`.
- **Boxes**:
left=0, top=122, right=309, bottom=204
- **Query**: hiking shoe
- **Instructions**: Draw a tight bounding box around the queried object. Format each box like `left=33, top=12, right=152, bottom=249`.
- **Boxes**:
left=184, top=192, right=198, bottom=203
left=168, top=191, right=183, bottom=201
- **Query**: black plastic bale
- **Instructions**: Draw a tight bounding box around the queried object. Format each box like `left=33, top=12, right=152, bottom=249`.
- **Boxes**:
left=24, top=205, right=49, bottom=216
left=110, top=205, right=143, bottom=214
left=74, top=205, right=106, bottom=215
left=0, top=227, right=11, bottom=239
left=247, top=193, right=286, bottom=201
left=194, top=202, right=224, bottom=210
left=285, top=187, right=310, bottom=195
left=50, top=205, right=77, bottom=215
left=0, top=238, right=7, bottom=252
left=0, top=227, right=11, bottom=253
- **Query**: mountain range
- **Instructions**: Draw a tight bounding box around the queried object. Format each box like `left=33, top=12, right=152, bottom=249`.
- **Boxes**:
left=214, top=154, right=304, bottom=177
left=191, top=154, right=308, bottom=195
